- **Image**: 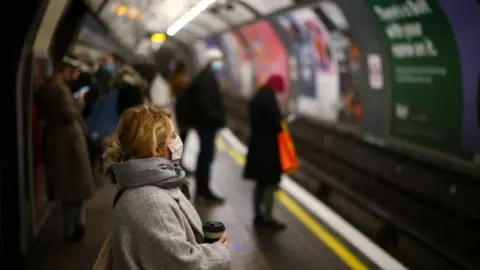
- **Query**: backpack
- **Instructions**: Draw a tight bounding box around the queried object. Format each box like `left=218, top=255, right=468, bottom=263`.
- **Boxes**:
left=91, top=188, right=125, bottom=270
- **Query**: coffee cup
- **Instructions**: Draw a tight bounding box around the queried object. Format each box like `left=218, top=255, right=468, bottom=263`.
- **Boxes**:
left=203, top=221, right=225, bottom=243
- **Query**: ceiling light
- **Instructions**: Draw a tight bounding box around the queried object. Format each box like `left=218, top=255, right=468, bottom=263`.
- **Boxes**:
left=166, top=0, right=217, bottom=36
left=151, top=33, right=167, bottom=44
left=116, top=5, right=127, bottom=16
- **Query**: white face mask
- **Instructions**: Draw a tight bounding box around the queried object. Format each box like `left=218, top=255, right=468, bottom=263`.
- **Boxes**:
left=168, top=136, right=184, bottom=161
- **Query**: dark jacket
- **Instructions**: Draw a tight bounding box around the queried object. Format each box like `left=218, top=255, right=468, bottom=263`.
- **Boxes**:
left=190, top=64, right=226, bottom=129
left=243, top=88, right=283, bottom=185
left=95, top=68, right=113, bottom=96
left=117, top=84, right=144, bottom=115
left=70, top=72, right=101, bottom=119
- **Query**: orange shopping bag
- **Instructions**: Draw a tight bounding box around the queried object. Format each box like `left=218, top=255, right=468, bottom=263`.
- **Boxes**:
left=278, top=121, right=299, bottom=174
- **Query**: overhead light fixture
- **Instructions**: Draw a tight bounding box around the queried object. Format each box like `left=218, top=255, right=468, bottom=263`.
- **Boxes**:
left=151, top=33, right=167, bottom=44
left=166, top=0, right=217, bottom=36
left=116, top=4, right=127, bottom=16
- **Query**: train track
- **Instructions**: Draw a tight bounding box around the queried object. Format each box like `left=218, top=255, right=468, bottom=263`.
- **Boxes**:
left=222, top=93, right=480, bottom=270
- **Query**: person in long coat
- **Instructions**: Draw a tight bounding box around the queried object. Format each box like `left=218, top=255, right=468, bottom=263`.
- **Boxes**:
left=243, top=74, right=286, bottom=231
left=36, top=55, right=95, bottom=241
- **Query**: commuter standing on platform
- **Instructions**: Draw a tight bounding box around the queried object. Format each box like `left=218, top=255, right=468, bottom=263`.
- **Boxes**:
left=35, top=55, right=95, bottom=241
left=244, top=74, right=286, bottom=231
left=95, top=54, right=115, bottom=96
left=190, top=62, right=226, bottom=203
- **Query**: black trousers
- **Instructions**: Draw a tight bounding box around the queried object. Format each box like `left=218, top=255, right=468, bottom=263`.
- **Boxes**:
left=195, top=128, right=217, bottom=194
left=254, top=184, right=277, bottom=219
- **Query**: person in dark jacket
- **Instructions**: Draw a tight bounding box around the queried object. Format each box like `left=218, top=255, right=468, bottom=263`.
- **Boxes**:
left=95, top=54, right=115, bottom=96
left=190, top=62, right=226, bottom=203
left=244, top=74, right=286, bottom=231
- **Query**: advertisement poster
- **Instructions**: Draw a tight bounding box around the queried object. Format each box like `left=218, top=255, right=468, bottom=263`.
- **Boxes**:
left=367, top=54, right=384, bottom=89
left=314, top=2, right=363, bottom=127
left=364, top=0, right=467, bottom=155
left=268, top=16, right=300, bottom=113
left=290, top=8, right=341, bottom=122
left=239, top=20, right=289, bottom=107
left=436, top=0, right=480, bottom=154
left=275, top=14, right=314, bottom=112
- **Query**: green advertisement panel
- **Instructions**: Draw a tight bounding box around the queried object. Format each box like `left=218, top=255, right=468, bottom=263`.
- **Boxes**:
left=364, top=0, right=463, bottom=155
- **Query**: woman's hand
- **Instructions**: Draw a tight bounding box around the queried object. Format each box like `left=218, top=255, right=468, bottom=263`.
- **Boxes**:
left=219, top=233, right=228, bottom=248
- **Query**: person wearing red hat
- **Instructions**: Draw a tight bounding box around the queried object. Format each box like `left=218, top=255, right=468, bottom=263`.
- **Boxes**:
left=244, top=74, right=286, bottom=231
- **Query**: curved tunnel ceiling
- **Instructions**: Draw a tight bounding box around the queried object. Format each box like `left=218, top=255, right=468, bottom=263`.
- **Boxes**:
left=87, top=0, right=298, bottom=47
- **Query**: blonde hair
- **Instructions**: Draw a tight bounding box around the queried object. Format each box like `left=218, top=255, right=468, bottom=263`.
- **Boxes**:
left=103, top=104, right=172, bottom=168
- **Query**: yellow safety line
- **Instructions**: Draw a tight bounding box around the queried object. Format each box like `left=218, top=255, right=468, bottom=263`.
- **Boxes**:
left=215, top=137, right=369, bottom=270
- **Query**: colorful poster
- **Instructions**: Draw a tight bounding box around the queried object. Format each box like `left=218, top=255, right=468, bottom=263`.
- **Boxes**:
left=275, top=14, right=315, bottom=112
left=290, top=8, right=341, bottom=122
left=364, top=0, right=465, bottom=155
left=239, top=20, right=289, bottom=107
left=269, top=17, right=300, bottom=113
left=314, top=2, right=363, bottom=127
left=436, top=0, right=480, bottom=154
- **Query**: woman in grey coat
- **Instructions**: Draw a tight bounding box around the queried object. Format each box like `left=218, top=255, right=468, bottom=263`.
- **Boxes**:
left=103, top=104, right=231, bottom=270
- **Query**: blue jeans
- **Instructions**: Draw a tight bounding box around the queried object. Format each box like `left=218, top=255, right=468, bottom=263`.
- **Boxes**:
left=195, top=128, right=217, bottom=194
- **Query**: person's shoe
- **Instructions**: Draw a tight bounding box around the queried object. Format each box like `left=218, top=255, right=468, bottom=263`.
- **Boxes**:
left=264, top=219, right=286, bottom=231
left=253, top=216, right=267, bottom=228
left=196, top=191, right=225, bottom=204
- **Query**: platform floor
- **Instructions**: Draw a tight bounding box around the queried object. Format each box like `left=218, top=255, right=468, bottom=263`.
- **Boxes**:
left=32, top=132, right=378, bottom=270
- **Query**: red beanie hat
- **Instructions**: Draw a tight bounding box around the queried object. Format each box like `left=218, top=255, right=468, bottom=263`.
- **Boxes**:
left=265, top=74, right=285, bottom=93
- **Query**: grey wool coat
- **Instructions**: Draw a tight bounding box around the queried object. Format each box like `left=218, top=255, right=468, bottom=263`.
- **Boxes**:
left=112, top=187, right=231, bottom=270
left=110, top=158, right=231, bottom=270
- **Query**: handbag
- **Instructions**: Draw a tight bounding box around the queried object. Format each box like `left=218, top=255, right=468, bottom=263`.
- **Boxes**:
left=277, top=121, right=299, bottom=174
left=91, top=188, right=126, bottom=270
